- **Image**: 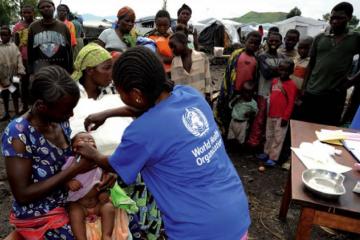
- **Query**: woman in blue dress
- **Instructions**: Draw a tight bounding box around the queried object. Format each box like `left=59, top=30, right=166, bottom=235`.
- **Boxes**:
left=1, top=66, right=95, bottom=239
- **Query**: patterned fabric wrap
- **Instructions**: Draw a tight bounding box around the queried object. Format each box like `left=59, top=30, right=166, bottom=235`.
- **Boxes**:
left=119, top=174, right=163, bottom=240
left=9, top=207, right=71, bottom=240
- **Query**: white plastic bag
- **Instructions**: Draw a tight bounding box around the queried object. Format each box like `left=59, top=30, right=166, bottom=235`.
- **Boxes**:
left=70, top=94, right=133, bottom=155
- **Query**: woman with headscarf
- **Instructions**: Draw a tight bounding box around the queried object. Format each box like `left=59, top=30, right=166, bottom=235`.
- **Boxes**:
left=72, top=42, right=115, bottom=99
left=72, top=43, right=164, bottom=240
left=98, top=6, right=138, bottom=52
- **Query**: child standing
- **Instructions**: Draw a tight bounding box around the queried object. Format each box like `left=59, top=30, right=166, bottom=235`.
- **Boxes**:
left=262, top=59, right=298, bottom=166
left=227, top=81, right=258, bottom=145
left=278, top=29, right=300, bottom=61
left=146, top=10, right=173, bottom=74
left=247, top=32, right=285, bottom=149
left=169, top=32, right=212, bottom=102
left=215, top=31, right=261, bottom=135
left=0, top=26, right=25, bottom=121
left=290, top=37, right=313, bottom=90
left=13, top=4, right=34, bottom=113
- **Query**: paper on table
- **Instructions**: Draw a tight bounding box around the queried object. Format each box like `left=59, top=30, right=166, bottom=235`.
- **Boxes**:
left=316, top=129, right=345, bottom=145
left=316, top=129, right=360, bottom=145
left=342, top=140, right=360, bottom=163
left=291, top=141, right=352, bottom=174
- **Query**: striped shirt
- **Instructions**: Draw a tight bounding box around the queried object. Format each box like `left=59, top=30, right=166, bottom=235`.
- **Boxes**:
left=171, top=50, right=212, bottom=95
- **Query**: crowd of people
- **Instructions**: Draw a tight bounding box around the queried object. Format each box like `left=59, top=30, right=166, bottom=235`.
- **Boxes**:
left=216, top=1, right=360, bottom=169
left=0, top=0, right=359, bottom=239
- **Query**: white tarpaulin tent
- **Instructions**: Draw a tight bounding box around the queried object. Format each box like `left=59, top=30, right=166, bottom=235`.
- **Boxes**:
left=275, top=16, right=328, bottom=37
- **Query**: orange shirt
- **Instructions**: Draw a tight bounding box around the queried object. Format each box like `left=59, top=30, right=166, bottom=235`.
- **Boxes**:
left=64, top=20, right=77, bottom=47
left=149, top=35, right=172, bottom=72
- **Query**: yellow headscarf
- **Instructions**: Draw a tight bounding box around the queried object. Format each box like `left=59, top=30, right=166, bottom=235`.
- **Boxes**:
left=71, top=43, right=112, bottom=81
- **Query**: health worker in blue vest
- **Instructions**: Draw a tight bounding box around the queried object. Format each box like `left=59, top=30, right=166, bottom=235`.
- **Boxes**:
left=74, top=46, right=251, bottom=240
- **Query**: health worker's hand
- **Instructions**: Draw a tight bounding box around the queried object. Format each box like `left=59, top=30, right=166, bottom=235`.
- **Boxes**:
left=84, top=112, right=107, bottom=131
left=73, top=141, right=102, bottom=163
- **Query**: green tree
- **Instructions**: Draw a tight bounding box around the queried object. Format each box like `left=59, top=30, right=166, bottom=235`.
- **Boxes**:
left=322, top=13, right=330, bottom=21
left=0, top=0, right=38, bottom=25
left=349, top=15, right=359, bottom=28
left=286, top=7, right=301, bottom=19
left=0, top=0, right=17, bottom=25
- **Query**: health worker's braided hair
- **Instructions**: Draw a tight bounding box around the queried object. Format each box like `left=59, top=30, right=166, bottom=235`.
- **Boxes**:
left=112, top=46, right=174, bottom=104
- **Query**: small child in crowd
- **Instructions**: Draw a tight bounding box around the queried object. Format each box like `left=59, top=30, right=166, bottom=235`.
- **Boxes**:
left=278, top=29, right=300, bottom=60
left=175, top=23, right=196, bottom=49
left=146, top=10, right=173, bottom=73
left=13, top=4, right=34, bottom=113
left=214, top=31, right=261, bottom=135
left=227, top=81, right=258, bottom=146
left=63, top=132, right=116, bottom=240
left=0, top=26, right=25, bottom=121
left=169, top=32, right=212, bottom=102
left=290, top=37, right=313, bottom=90
left=247, top=32, right=285, bottom=148
left=262, top=59, right=298, bottom=166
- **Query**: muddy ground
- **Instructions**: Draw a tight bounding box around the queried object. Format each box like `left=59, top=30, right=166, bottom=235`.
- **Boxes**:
left=0, top=63, right=359, bottom=239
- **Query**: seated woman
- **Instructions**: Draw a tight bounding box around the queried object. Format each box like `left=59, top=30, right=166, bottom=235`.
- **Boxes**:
left=72, top=44, right=163, bottom=240
left=1, top=66, right=96, bottom=239
left=146, top=10, right=173, bottom=74
left=98, top=6, right=137, bottom=52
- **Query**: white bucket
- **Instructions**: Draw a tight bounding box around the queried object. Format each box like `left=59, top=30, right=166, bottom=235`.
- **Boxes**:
left=213, top=47, right=224, bottom=57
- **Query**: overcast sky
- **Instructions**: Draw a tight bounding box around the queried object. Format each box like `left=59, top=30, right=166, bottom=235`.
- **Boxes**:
left=53, top=0, right=360, bottom=22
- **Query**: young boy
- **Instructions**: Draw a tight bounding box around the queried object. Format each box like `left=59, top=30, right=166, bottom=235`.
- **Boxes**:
left=146, top=10, right=173, bottom=73
left=290, top=37, right=313, bottom=90
left=262, top=59, right=297, bottom=166
left=0, top=26, right=25, bottom=121
left=169, top=32, right=212, bottom=102
left=247, top=32, right=285, bottom=149
left=227, top=81, right=258, bottom=146
left=13, top=4, right=34, bottom=113
left=278, top=29, right=300, bottom=61
left=214, top=31, right=261, bottom=136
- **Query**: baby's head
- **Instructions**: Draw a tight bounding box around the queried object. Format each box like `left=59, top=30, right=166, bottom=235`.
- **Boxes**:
left=72, top=132, right=97, bottom=149
left=175, top=23, right=189, bottom=36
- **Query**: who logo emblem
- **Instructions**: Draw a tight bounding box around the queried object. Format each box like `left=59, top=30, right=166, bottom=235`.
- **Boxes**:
left=182, top=107, right=209, bottom=137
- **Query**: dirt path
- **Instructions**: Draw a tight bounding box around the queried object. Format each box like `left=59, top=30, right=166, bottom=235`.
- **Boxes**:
left=0, top=63, right=359, bottom=239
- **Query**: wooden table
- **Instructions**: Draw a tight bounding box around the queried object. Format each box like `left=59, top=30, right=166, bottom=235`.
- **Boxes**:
left=279, top=120, right=360, bottom=240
